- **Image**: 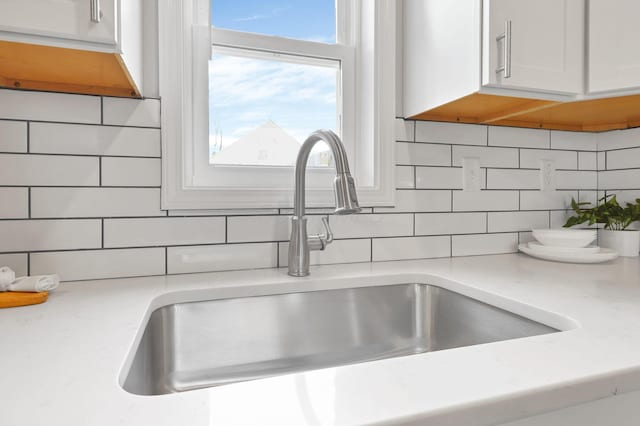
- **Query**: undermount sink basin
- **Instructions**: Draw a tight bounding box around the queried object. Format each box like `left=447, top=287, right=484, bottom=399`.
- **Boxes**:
left=122, top=283, right=559, bottom=395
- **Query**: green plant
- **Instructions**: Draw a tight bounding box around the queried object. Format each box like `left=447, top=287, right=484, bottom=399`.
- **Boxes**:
left=564, top=195, right=640, bottom=230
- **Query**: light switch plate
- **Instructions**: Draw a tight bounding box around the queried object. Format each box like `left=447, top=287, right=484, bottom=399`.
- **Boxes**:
left=462, top=157, right=481, bottom=192
left=540, top=159, right=556, bottom=191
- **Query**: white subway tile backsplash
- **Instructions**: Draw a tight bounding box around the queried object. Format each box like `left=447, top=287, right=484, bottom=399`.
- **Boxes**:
left=597, top=128, right=640, bottom=150
left=30, top=123, right=160, bottom=157
left=31, top=248, right=165, bottom=281
left=415, top=121, right=487, bottom=145
left=520, top=149, right=578, bottom=170
left=104, top=217, right=225, bottom=248
left=486, top=169, right=538, bottom=190
left=226, top=215, right=324, bottom=243
left=102, top=97, right=161, bottom=128
left=578, top=190, right=598, bottom=206
left=395, top=142, right=451, bottom=166
left=550, top=210, right=576, bottom=228
left=557, top=171, right=598, bottom=190
left=0, top=219, right=101, bottom=252
left=489, top=127, right=549, bottom=149
left=169, top=209, right=279, bottom=216
left=599, top=170, right=640, bottom=190
left=0, top=188, right=28, bottom=219
left=452, top=145, right=518, bottom=168
left=374, top=190, right=451, bottom=213
left=331, top=214, right=413, bottom=239
left=551, top=131, right=597, bottom=151
left=31, top=188, right=163, bottom=218
left=0, top=253, right=27, bottom=277
left=227, top=215, right=286, bottom=243
left=519, top=231, right=535, bottom=244
left=279, top=239, right=371, bottom=267
left=395, top=166, right=415, bottom=189
left=0, top=120, right=27, bottom=153
left=605, top=190, right=640, bottom=204
left=0, top=89, right=100, bottom=123
left=0, top=154, right=99, bottom=186
left=520, top=191, right=577, bottom=210
left=101, top=157, right=161, bottom=187
left=453, top=191, right=519, bottom=211
left=487, top=211, right=549, bottom=233
left=598, top=152, right=606, bottom=171
left=578, top=152, right=597, bottom=170
left=395, top=119, right=414, bottom=141
left=372, top=236, right=450, bottom=261
left=605, top=147, right=640, bottom=170
left=416, top=167, right=486, bottom=190
left=0, top=89, right=627, bottom=281
left=415, top=212, right=486, bottom=235
left=169, top=243, right=277, bottom=274
left=452, top=233, right=518, bottom=256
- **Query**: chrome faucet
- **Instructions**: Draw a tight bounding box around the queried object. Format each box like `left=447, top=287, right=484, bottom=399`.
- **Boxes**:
left=288, top=130, right=361, bottom=277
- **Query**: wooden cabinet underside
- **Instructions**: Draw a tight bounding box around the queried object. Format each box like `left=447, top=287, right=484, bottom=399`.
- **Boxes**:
left=410, top=92, right=640, bottom=132
left=0, top=40, right=140, bottom=98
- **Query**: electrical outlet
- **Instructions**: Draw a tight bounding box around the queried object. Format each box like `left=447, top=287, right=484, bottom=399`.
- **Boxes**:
left=540, top=159, right=556, bottom=191
left=463, top=157, right=481, bottom=191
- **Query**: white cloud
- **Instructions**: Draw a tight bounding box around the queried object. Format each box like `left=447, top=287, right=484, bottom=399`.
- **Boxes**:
left=233, top=7, right=287, bottom=22
left=208, top=52, right=339, bottom=151
left=209, top=55, right=337, bottom=106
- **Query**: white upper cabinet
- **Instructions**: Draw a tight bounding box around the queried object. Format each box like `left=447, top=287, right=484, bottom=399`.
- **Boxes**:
left=0, top=0, right=143, bottom=97
left=589, top=0, right=640, bottom=94
left=483, top=0, right=584, bottom=94
left=403, top=0, right=584, bottom=119
left=0, top=0, right=118, bottom=49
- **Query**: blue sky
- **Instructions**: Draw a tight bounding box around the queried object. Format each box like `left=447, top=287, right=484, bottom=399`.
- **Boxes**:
left=212, top=1, right=336, bottom=43
left=209, top=1, right=338, bottom=161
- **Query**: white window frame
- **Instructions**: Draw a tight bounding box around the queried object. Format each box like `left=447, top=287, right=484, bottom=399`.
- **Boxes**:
left=159, top=0, right=396, bottom=210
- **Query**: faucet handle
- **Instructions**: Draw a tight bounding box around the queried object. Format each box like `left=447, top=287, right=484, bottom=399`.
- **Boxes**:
left=320, top=216, right=333, bottom=245
left=308, top=216, right=334, bottom=251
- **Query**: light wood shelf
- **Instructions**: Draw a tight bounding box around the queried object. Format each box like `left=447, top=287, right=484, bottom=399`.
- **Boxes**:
left=0, top=40, right=139, bottom=97
left=409, top=92, right=640, bottom=132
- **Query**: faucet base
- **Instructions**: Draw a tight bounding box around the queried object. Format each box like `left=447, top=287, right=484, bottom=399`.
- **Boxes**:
left=288, top=216, right=310, bottom=277
left=288, top=271, right=310, bottom=277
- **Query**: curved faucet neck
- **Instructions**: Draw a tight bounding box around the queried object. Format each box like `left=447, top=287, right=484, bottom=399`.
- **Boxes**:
left=293, top=130, right=351, bottom=218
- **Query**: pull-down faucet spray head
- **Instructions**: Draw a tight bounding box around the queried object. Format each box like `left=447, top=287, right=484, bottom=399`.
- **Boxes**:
left=333, top=172, right=360, bottom=215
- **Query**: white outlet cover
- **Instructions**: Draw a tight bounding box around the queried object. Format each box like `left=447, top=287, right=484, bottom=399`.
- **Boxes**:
left=540, top=159, right=556, bottom=191
left=462, top=157, right=481, bottom=192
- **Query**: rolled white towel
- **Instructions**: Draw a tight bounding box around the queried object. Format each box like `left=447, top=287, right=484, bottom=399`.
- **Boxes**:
left=0, top=266, right=16, bottom=291
left=8, top=274, right=59, bottom=293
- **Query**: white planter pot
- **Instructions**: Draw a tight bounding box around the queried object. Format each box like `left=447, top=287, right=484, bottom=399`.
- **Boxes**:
left=598, top=229, right=640, bottom=257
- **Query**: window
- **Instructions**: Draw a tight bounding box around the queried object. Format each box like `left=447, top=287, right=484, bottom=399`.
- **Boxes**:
left=159, top=0, right=396, bottom=209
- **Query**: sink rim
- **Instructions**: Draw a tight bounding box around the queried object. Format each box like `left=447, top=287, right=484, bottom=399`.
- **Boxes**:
left=117, top=272, right=582, bottom=394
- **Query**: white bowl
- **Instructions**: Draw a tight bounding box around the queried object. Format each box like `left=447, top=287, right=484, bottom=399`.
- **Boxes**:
left=532, top=229, right=597, bottom=248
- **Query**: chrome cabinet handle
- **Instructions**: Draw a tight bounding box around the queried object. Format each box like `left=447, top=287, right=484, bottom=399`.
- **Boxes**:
left=495, top=20, right=512, bottom=79
left=90, top=0, right=101, bottom=23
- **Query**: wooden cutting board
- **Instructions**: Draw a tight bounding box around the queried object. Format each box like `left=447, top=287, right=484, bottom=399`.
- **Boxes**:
left=0, top=291, right=48, bottom=308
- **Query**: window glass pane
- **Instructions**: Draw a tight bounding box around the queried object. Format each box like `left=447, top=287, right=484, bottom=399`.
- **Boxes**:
left=209, top=51, right=339, bottom=167
left=211, top=0, right=336, bottom=44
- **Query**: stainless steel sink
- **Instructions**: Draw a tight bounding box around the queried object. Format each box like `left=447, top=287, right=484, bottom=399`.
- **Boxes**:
left=122, top=284, right=558, bottom=395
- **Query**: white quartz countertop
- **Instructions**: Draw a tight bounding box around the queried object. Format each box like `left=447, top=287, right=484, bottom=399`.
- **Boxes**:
left=3, top=254, right=640, bottom=426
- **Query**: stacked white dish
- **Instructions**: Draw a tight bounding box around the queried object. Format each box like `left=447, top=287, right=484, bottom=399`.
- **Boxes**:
left=519, top=229, right=618, bottom=264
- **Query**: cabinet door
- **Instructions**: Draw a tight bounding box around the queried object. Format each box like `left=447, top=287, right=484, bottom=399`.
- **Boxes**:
left=589, top=0, right=640, bottom=93
left=483, top=0, right=584, bottom=94
left=0, top=0, right=117, bottom=47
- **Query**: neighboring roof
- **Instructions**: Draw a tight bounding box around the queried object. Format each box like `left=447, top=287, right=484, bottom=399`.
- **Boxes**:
left=211, top=120, right=301, bottom=166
